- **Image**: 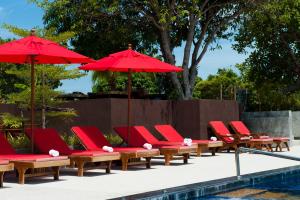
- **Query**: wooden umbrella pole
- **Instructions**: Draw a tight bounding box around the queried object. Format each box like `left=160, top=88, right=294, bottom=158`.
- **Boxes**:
left=127, top=69, right=132, bottom=146
left=30, top=55, right=35, bottom=153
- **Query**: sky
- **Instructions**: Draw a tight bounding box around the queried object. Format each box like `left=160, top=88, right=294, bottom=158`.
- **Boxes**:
left=0, top=0, right=249, bottom=94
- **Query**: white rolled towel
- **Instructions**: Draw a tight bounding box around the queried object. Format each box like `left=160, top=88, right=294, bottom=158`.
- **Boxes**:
left=143, top=143, right=152, bottom=150
left=49, top=149, right=59, bottom=157
left=102, top=146, right=114, bottom=152
left=210, top=137, right=217, bottom=141
left=183, top=138, right=192, bottom=146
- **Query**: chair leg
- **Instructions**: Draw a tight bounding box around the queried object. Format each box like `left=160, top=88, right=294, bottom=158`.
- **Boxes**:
left=121, top=157, right=129, bottom=170
left=52, top=166, right=60, bottom=180
left=106, top=161, right=112, bottom=173
left=183, top=154, right=189, bottom=164
left=164, top=154, right=172, bottom=166
left=196, top=147, right=202, bottom=157
left=284, top=142, right=290, bottom=151
left=74, top=159, right=85, bottom=176
left=16, top=167, right=28, bottom=184
left=145, top=157, right=151, bottom=169
left=0, top=172, right=4, bottom=188
left=211, top=148, right=216, bottom=156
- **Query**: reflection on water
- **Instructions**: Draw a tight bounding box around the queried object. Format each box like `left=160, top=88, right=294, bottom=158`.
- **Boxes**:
left=196, top=176, right=300, bottom=200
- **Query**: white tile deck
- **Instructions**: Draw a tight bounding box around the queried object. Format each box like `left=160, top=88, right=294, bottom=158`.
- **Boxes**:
left=1, top=146, right=300, bottom=200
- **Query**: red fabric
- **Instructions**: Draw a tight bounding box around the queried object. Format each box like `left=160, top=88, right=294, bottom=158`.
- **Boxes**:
left=229, top=121, right=251, bottom=136
left=0, top=154, right=68, bottom=162
left=154, top=124, right=184, bottom=142
left=113, top=147, right=158, bottom=153
left=0, top=35, right=94, bottom=64
left=25, top=128, right=73, bottom=155
left=192, top=140, right=222, bottom=144
left=114, top=126, right=160, bottom=147
left=250, top=138, right=273, bottom=142
left=80, top=49, right=182, bottom=72
left=272, top=137, right=289, bottom=142
left=114, top=126, right=187, bottom=149
left=209, top=121, right=234, bottom=144
left=71, top=126, right=110, bottom=150
left=70, top=150, right=120, bottom=157
left=0, top=133, right=17, bottom=154
left=0, top=160, right=9, bottom=165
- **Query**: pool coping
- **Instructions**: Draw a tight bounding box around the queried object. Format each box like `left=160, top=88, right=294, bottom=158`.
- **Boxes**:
left=111, top=165, right=300, bottom=200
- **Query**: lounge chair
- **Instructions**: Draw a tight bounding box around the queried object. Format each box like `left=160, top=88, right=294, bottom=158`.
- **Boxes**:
left=0, top=132, right=70, bottom=184
left=209, top=121, right=273, bottom=151
left=25, top=128, right=121, bottom=176
left=229, top=121, right=290, bottom=151
left=71, top=126, right=160, bottom=170
left=0, top=160, right=13, bottom=187
left=154, top=124, right=223, bottom=156
left=114, top=126, right=197, bottom=165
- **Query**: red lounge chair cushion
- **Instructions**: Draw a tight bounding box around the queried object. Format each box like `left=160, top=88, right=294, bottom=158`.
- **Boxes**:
left=209, top=121, right=234, bottom=144
left=272, top=137, right=289, bottom=142
left=250, top=138, right=273, bottom=142
left=114, top=126, right=160, bottom=147
left=0, top=160, right=9, bottom=165
left=0, top=154, right=68, bottom=162
left=113, top=147, right=158, bottom=153
left=71, top=126, right=110, bottom=150
left=70, top=150, right=119, bottom=157
left=25, top=128, right=73, bottom=155
left=230, top=121, right=251, bottom=136
left=0, top=133, right=17, bottom=154
left=191, top=140, right=222, bottom=144
left=154, top=125, right=184, bottom=142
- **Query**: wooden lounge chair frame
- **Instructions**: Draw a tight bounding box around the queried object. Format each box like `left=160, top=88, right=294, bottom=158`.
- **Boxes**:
left=229, top=121, right=289, bottom=152
left=68, top=154, right=120, bottom=176
left=208, top=125, right=242, bottom=152
left=11, top=159, right=70, bottom=184
left=71, top=126, right=160, bottom=171
left=0, top=162, right=14, bottom=187
left=26, top=128, right=121, bottom=176
left=154, top=124, right=223, bottom=157
left=114, top=126, right=197, bottom=165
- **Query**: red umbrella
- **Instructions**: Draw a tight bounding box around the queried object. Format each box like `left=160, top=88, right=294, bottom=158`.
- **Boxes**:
left=80, top=44, right=182, bottom=142
left=0, top=29, right=95, bottom=152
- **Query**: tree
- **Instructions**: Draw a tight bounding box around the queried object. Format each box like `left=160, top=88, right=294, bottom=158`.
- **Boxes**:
left=234, top=0, right=300, bottom=94
left=3, top=25, right=85, bottom=128
left=193, top=68, right=241, bottom=100
left=32, top=0, right=263, bottom=99
left=0, top=39, right=27, bottom=101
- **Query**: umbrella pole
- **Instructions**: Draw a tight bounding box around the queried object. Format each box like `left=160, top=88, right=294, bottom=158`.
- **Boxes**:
left=127, top=69, right=132, bottom=146
left=30, top=56, right=35, bottom=153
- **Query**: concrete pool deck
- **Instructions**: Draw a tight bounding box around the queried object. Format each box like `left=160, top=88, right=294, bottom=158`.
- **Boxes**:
left=1, top=146, right=300, bottom=200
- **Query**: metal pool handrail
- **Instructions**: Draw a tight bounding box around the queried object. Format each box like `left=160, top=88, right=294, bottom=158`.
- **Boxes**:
left=235, top=147, right=300, bottom=180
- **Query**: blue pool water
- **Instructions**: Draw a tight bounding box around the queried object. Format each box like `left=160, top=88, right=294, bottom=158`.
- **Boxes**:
left=196, top=176, right=300, bottom=199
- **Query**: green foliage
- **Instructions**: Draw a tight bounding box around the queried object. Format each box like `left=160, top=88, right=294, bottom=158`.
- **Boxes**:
left=2, top=25, right=85, bottom=127
left=234, top=0, right=300, bottom=93
left=0, top=113, right=24, bottom=129
left=104, top=134, right=123, bottom=146
left=237, top=63, right=300, bottom=111
left=61, top=133, right=82, bottom=149
left=193, top=68, right=241, bottom=100
left=6, top=133, right=30, bottom=149
left=31, top=0, right=262, bottom=99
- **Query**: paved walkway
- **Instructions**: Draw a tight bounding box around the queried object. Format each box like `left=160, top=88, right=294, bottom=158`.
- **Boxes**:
left=1, top=146, right=300, bottom=200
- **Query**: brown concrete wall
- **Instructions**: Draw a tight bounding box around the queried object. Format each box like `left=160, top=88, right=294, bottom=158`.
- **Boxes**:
left=0, top=99, right=239, bottom=139
left=171, top=100, right=239, bottom=139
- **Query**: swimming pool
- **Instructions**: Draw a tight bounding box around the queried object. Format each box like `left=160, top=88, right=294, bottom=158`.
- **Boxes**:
left=198, top=176, right=300, bottom=199
left=119, top=165, right=300, bottom=200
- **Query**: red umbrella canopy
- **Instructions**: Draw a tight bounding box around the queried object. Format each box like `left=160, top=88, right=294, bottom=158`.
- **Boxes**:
left=0, top=35, right=94, bottom=64
left=79, top=49, right=182, bottom=72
